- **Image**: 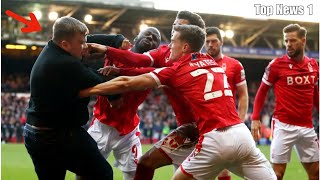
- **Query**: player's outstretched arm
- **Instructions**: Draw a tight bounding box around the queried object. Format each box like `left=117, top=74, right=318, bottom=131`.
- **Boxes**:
left=87, top=34, right=125, bottom=48
left=84, top=36, right=130, bottom=61
left=236, top=83, right=249, bottom=121
left=97, top=66, right=156, bottom=76
left=107, top=47, right=154, bottom=67
left=97, top=66, right=120, bottom=76
left=251, top=82, right=270, bottom=141
left=119, top=67, right=156, bottom=76
left=86, top=43, right=153, bottom=67
left=78, top=74, right=157, bottom=98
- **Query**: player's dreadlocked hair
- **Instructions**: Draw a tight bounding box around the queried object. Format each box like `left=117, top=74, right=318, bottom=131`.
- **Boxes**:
left=176, top=11, right=206, bottom=29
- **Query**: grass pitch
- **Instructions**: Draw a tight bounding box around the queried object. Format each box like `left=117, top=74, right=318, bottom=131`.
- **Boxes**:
left=2, top=144, right=307, bottom=180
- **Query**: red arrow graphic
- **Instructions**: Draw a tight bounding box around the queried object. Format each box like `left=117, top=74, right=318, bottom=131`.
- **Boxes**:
left=5, top=10, right=42, bottom=33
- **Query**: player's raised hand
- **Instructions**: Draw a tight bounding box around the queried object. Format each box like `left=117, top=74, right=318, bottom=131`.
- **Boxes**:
left=83, top=51, right=106, bottom=60
left=87, top=43, right=108, bottom=54
left=83, top=43, right=106, bottom=60
left=120, top=38, right=132, bottom=50
left=98, top=66, right=120, bottom=76
left=251, top=120, right=261, bottom=141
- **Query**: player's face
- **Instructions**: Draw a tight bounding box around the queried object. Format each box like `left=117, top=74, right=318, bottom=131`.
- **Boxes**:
left=171, top=19, right=190, bottom=36
left=168, top=31, right=185, bottom=61
left=205, top=34, right=222, bottom=58
left=62, top=32, right=88, bottom=59
left=135, top=28, right=161, bottom=53
left=284, top=31, right=305, bottom=59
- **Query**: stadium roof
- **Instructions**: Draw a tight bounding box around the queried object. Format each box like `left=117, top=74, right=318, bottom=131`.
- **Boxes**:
left=2, top=0, right=319, bottom=56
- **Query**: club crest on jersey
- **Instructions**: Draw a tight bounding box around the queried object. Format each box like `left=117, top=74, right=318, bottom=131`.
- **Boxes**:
left=222, top=63, right=227, bottom=71
left=308, top=63, right=313, bottom=72
left=191, top=53, right=198, bottom=60
left=289, top=64, right=293, bottom=69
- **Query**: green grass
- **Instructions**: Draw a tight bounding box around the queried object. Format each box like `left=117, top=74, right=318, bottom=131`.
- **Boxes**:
left=2, top=144, right=307, bottom=180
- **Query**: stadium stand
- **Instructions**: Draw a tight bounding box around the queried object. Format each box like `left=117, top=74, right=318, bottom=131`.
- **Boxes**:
left=1, top=0, right=319, bottom=144
left=2, top=76, right=318, bottom=144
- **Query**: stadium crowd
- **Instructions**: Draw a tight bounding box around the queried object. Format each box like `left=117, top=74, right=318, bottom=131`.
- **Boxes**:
left=1, top=73, right=30, bottom=92
left=1, top=92, right=27, bottom=143
left=3, top=75, right=317, bottom=143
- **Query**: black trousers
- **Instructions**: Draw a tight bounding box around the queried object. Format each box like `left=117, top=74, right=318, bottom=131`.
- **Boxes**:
left=23, top=124, right=113, bottom=180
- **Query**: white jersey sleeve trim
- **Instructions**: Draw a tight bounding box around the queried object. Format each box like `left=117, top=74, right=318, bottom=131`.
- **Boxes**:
left=149, top=72, right=162, bottom=86
left=143, top=52, right=154, bottom=67
left=262, top=78, right=272, bottom=86
left=236, top=80, right=247, bottom=87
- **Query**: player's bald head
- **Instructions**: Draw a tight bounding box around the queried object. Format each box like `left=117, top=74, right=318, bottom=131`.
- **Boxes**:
left=134, top=27, right=161, bottom=53
left=138, top=27, right=161, bottom=40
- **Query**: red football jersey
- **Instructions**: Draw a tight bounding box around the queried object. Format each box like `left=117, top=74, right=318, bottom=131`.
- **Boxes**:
left=150, top=53, right=242, bottom=135
left=144, top=46, right=197, bottom=125
left=215, top=55, right=246, bottom=100
left=146, top=45, right=172, bottom=67
left=262, top=55, right=318, bottom=127
left=93, top=91, right=149, bottom=135
left=109, top=45, right=197, bottom=125
left=93, top=56, right=150, bottom=135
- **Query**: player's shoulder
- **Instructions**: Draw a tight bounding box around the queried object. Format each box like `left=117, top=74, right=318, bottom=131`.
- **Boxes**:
left=183, top=53, right=219, bottom=73
left=223, top=55, right=239, bottom=63
left=160, top=44, right=170, bottom=49
left=305, top=57, right=319, bottom=71
left=148, top=44, right=169, bottom=53
left=273, top=55, right=288, bottom=62
left=176, top=54, right=197, bottom=71
left=268, top=55, right=287, bottom=67
left=162, top=57, right=185, bottom=71
left=144, top=45, right=170, bottom=61
left=223, top=55, right=243, bottom=67
left=306, top=56, right=318, bottom=64
left=198, top=53, right=214, bottom=60
left=185, top=53, right=214, bottom=63
left=223, top=55, right=238, bottom=61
